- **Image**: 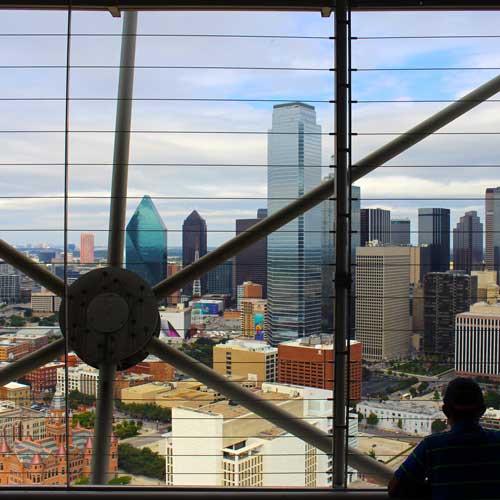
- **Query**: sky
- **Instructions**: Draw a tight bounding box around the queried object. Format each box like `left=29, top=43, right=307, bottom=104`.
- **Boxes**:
left=1, top=8, right=500, bottom=249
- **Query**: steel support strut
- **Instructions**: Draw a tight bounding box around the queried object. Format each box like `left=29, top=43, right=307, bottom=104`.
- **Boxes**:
left=0, top=239, right=65, bottom=296
left=333, top=0, right=350, bottom=489
left=91, top=10, right=137, bottom=485
left=153, top=73, right=500, bottom=302
left=0, top=338, right=66, bottom=387
left=91, top=363, right=117, bottom=485
left=107, top=10, right=137, bottom=267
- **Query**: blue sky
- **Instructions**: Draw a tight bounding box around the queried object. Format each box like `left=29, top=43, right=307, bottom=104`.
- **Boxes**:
left=1, top=9, right=500, bottom=248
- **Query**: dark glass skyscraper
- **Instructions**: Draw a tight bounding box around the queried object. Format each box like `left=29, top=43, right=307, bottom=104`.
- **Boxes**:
left=418, top=208, right=450, bottom=272
left=390, top=219, right=411, bottom=246
left=267, top=102, right=322, bottom=346
left=360, top=208, right=391, bottom=246
left=206, top=259, right=233, bottom=296
left=235, top=209, right=267, bottom=296
left=126, top=195, right=168, bottom=286
left=423, top=271, right=477, bottom=357
left=182, top=210, right=208, bottom=297
left=453, top=210, right=483, bottom=275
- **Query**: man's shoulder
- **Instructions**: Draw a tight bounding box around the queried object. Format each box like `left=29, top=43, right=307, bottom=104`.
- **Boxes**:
left=421, top=426, right=500, bottom=450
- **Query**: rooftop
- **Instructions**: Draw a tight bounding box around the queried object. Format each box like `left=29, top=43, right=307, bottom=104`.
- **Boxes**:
left=358, top=400, right=444, bottom=417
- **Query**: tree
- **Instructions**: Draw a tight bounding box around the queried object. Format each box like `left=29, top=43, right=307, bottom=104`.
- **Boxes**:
left=114, top=420, right=142, bottom=440
left=74, top=476, right=90, bottom=485
left=69, top=390, right=96, bottom=410
left=73, top=411, right=96, bottom=429
left=367, top=413, right=379, bottom=426
left=433, top=390, right=441, bottom=401
left=431, top=419, right=447, bottom=433
left=368, top=447, right=376, bottom=459
left=397, top=418, right=403, bottom=429
left=108, top=476, right=132, bottom=485
left=115, top=401, right=171, bottom=423
left=417, top=381, right=429, bottom=394
left=409, top=387, right=417, bottom=397
left=484, top=390, right=500, bottom=410
left=357, top=412, right=364, bottom=422
left=118, top=444, right=165, bottom=480
left=9, top=315, right=26, bottom=327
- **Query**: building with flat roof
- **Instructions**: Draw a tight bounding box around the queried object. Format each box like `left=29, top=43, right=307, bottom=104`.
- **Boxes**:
left=0, top=382, right=31, bottom=407
left=455, top=302, right=500, bottom=380
left=0, top=400, right=46, bottom=446
left=164, top=383, right=356, bottom=487
left=213, top=340, right=277, bottom=386
left=240, top=298, right=267, bottom=339
left=357, top=400, right=444, bottom=436
left=355, top=246, right=410, bottom=361
left=31, top=291, right=61, bottom=315
left=277, top=335, right=362, bottom=401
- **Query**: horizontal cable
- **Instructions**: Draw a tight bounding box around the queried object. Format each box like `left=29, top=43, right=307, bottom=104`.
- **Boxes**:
left=0, top=33, right=334, bottom=40
left=355, top=66, right=500, bottom=71
left=354, top=34, right=500, bottom=39
left=0, top=97, right=334, bottom=103
left=354, top=98, right=500, bottom=103
left=0, top=64, right=333, bottom=71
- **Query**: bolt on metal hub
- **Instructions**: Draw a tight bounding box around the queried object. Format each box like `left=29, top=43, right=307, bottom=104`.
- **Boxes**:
left=59, top=267, right=160, bottom=370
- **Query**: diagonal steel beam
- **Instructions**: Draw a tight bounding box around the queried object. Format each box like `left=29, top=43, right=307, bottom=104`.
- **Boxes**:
left=0, top=239, right=65, bottom=297
left=107, top=11, right=137, bottom=267
left=147, top=337, right=393, bottom=485
left=153, top=72, right=500, bottom=300
left=0, top=338, right=66, bottom=386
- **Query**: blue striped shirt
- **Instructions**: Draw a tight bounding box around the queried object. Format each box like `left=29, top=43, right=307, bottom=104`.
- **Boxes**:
left=394, top=422, right=500, bottom=500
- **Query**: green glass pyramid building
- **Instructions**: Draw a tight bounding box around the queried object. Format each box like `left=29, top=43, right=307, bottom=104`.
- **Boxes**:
left=126, top=195, right=168, bottom=286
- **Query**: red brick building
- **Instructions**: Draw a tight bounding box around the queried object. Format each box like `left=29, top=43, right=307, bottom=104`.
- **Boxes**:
left=25, top=362, right=63, bottom=396
left=277, top=336, right=362, bottom=402
left=128, top=355, right=175, bottom=383
left=0, top=392, right=118, bottom=485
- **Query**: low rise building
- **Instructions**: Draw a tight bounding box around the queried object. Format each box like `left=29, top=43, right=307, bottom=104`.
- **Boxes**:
left=0, top=340, right=30, bottom=361
left=278, top=335, right=362, bottom=401
left=357, top=400, right=444, bottom=436
left=0, top=400, right=46, bottom=446
left=0, top=382, right=31, bottom=407
left=25, top=362, right=63, bottom=395
left=2, top=328, right=52, bottom=352
left=128, top=354, right=176, bottom=383
left=31, top=292, right=61, bottom=315
left=165, top=383, right=358, bottom=487
left=481, top=408, right=500, bottom=430
left=159, top=305, right=192, bottom=340
left=213, top=340, right=277, bottom=386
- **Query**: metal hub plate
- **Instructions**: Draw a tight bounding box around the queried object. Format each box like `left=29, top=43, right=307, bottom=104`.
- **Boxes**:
left=59, top=267, right=160, bottom=370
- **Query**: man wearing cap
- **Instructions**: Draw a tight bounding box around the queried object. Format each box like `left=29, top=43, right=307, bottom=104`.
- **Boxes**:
left=388, top=377, right=500, bottom=499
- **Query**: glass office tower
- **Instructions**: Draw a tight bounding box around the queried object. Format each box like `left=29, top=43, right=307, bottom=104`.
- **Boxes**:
left=418, top=208, right=450, bottom=272
left=267, top=103, right=322, bottom=346
left=126, top=195, right=168, bottom=286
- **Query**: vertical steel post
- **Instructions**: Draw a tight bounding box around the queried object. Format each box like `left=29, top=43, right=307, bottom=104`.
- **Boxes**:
left=333, top=0, right=350, bottom=489
left=90, top=363, right=117, bottom=484
left=107, top=10, right=137, bottom=267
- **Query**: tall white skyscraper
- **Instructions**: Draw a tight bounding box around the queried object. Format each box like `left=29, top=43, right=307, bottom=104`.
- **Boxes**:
left=267, top=103, right=322, bottom=346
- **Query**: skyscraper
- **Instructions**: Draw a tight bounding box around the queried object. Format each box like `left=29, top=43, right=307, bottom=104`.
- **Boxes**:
left=355, top=246, right=410, bottom=361
left=80, top=233, right=94, bottom=264
left=267, top=102, right=322, bottom=346
left=321, top=172, right=360, bottom=334
left=360, top=208, right=391, bottom=246
left=486, top=187, right=500, bottom=276
left=423, top=271, right=477, bottom=358
left=390, top=219, right=411, bottom=246
left=125, top=195, right=168, bottom=286
left=453, top=210, right=483, bottom=275
left=235, top=209, right=267, bottom=296
left=206, top=260, right=233, bottom=296
left=182, top=210, right=207, bottom=297
left=418, top=208, right=450, bottom=272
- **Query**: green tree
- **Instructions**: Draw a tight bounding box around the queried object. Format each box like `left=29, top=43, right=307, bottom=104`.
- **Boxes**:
left=115, top=401, right=171, bottom=423
left=114, top=420, right=142, bottom=440
left=433, top=390, right=441, bottom=401
left=73, top=411, right=96, bottom=429
left=417, top=381, right=429, bottom=394
left=69, top=390, right=96, bottom=410
left=177, top=338, right=216, bottom=367
left=484, top=390, right=500, bottom=409
left=118, top=444, right=165, bottom=480
left=357, top=412, right=364, bottom=422
left=431, top=419, right=447, bottom=433
left=368, top=448, right=376, bottom=459
left=108, top=476, right=132, bottom=485
left=367, top=413, right=379, bottom=426
left=74, top=476, right=90, bottom=485
left=409, top=387, right=417, bottom=397
left=397, top=418, right=403, bottom=429
left=9, top=315, right=26, bottom=327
